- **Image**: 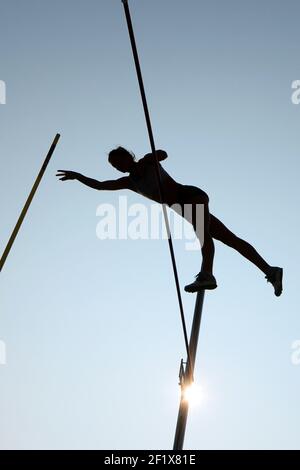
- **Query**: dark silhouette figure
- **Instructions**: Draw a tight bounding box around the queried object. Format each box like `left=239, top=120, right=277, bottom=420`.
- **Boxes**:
left=57, top=147, right=283, bottom=296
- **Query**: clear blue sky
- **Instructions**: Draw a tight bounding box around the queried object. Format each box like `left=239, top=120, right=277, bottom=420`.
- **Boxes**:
left=0, top=0, right=299, bottom=450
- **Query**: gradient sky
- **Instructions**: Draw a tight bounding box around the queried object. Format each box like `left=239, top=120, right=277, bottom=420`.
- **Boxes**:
left=0, top=0, right=300, bottom=450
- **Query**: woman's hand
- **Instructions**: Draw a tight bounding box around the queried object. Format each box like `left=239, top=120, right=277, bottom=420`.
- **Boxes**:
left=56, top=170, right=80, bottom=181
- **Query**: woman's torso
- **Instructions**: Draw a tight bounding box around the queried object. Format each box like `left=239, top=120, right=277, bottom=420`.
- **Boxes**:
left=129, top=156, right=180, bottom=205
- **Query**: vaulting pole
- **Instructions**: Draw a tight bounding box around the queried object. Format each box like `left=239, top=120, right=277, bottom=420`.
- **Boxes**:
left=0, top=133, right=61, bottom=272
left=173, top=290, right=205, bottom=450
left=121, top=0, right=191, bottom=364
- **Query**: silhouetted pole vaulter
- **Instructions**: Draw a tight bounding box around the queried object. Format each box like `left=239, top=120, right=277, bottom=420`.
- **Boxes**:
left=0, top=133, right=61, bottom=272
left=121, top=0, right=192, bottom=365
left=173, top=290, right=205, bottom=450
left=55, top=0, right=283, bottom=451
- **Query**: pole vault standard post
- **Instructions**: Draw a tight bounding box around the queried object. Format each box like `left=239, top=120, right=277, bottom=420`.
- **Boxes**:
left=0, top=133, right=61, bottom=272
left=173, top=290, right=205, bottom=450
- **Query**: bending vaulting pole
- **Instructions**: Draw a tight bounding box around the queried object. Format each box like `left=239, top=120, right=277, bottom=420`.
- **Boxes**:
left=121, top=0, right=191, bottom=364
left=0, top=133, right=61, bottom=272
left=173, top=290, right=205, bottom=450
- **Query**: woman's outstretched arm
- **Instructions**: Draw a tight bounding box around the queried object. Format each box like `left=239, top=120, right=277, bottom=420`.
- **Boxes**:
left=56, top=170, right=132, bottom=191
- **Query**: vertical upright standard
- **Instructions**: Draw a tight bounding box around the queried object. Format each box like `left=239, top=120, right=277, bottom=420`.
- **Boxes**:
left=173, top=290, right=205, bottom=450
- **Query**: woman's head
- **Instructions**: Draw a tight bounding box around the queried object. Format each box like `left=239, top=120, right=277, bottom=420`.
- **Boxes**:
left=108, top=147, right=135, bottom=173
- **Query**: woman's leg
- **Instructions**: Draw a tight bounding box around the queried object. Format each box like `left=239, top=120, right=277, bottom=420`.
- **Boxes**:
left=181, top=189, right=215, bottom=274
left=183, top=196, right=218, bottom=292
left=199, top=201, right=215, bottom=274
left=210, top=214, right=271, bottom=275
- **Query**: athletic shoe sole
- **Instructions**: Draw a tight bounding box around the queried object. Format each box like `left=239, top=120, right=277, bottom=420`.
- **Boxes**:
left=184, top=282, right=218, bottom=293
